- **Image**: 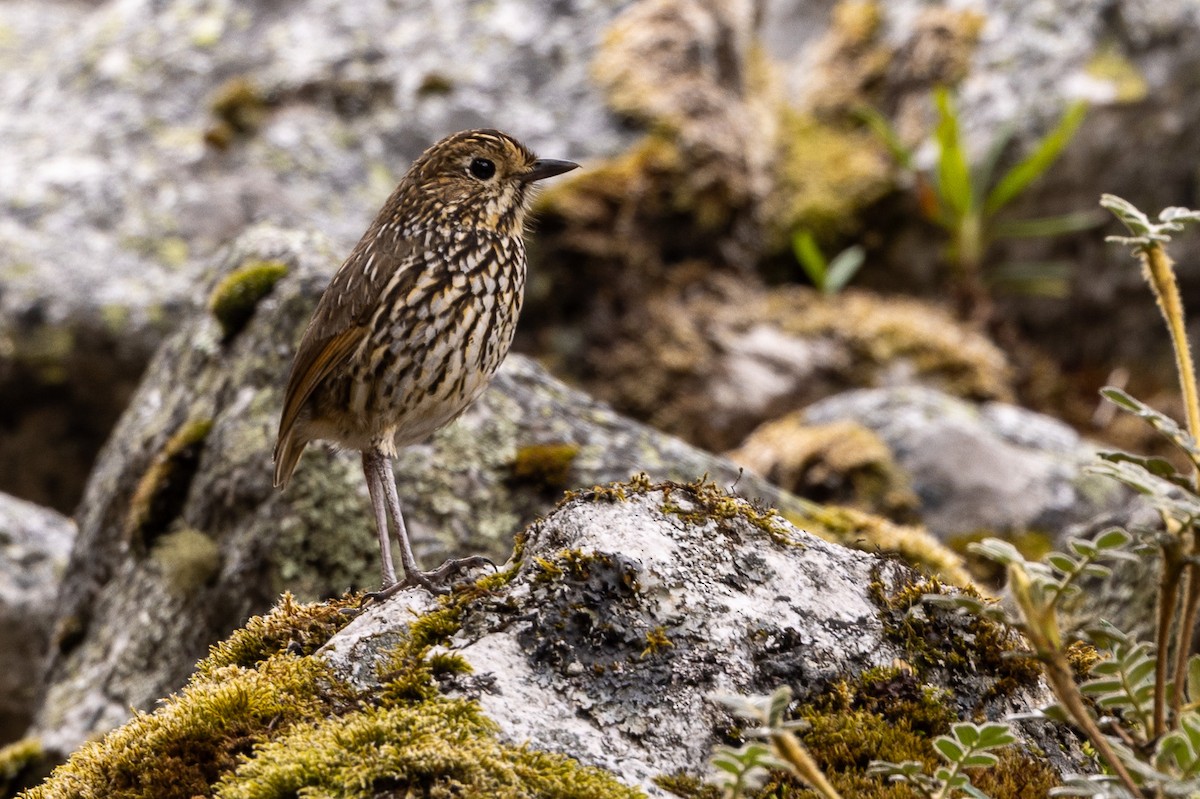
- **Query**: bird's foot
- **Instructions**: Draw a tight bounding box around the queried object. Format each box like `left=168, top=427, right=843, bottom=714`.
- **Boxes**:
left=360, top=555, right=495, bottom=606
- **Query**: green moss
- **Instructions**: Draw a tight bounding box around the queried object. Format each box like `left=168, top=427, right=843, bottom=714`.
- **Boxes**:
left=28, top=578, right=640, bottom=799
left=416, top=72, right=454, bottom=96
left=214, top=698, right=642, bottom=799
left=660, top=477, right=798, bottom=547
left=640, top=626, right=674, bottom=658
left=867, top=568, right=1041, bottom=702
left=207, top=77, right=268, bottom=143
left=654, top=772, right=721, bottom=799
left=151, top=527, right=222, bottom=597
left=199, top=592, right=360, bottom=675
left=510, top=443, right=580, bottom=489
left=766, top=111, right=891, bottom=244
left=784, top=503, right=971, bottom=586
left=23, top=655, right=344, bottom=799
left=0, top=738, right=43, bottom=796
left=208, top=259, right=289, bottom=342
left=124, top=418, right=213, bottom=551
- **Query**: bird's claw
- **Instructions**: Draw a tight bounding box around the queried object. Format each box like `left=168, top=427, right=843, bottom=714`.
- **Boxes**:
left=359, top=555, right=495, bottom=607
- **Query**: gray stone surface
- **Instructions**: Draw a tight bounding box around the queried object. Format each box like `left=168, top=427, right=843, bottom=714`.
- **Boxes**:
left=802, top=386, right=1131, bottom=541
left=322, top=483, right=1085, bottom=795
left=0, top=492, right=74, bottom=744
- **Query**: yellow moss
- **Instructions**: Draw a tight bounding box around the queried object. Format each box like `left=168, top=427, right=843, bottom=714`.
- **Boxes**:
left=151, top=527, right=222, bottom=597
left=867, top=569, right=1041, bottom=701
left=641, top=626, right=674, bottom=658
left=207, top=76, right=268, bottom=141
left=23, top=655, right=344, bottom=799
left=1086, top=42, right=1148, bottom=103
left=767, top=110, right=892, bottom=243
left=199, top=592, right=360, bottom=675
left=416, top=72, right=454, bottom=96
left=658, top=477, right=800, bottom=547
left=729, top=416, right=919, bottom=521
left=208, top=259, right=289, bottom=341
left=948, top=529, right=1056, bottom=586
left=124, top=418, right=213, bottom=550
left=510, top=443, right=580, bottom=489
left=0, top=738, right=43, bottom=795
left=788, top=503, right=971, bottom=587
left=765, top=287, right=1014, bottom=401
left=213, top=699, right=642, bottom=799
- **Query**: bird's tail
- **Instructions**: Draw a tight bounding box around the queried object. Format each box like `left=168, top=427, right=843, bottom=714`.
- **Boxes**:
left=273, top=431, right=307, bottom=489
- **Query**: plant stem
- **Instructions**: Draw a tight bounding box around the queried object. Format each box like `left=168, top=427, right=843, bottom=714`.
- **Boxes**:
left=771, top=731, right=844, bottom=799
left=1042, top=650, right=1146, bottom=798
left=1172, top=533, right=1200, bottom=726
left=1155, top=540, right=1184, bottom=738
left=1140, top=244, right=1200, bottom=453
left=1141, top=241, right=1200, bottom=735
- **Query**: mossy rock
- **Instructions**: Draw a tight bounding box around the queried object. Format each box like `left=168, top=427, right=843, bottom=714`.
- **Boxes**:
left=22, top=592, right=641, bottom=799
left=207, top=259, right=289, bottom=342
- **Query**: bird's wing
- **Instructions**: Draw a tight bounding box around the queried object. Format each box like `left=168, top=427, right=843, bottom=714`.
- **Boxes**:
left=274, top=233, right=415, bottom=482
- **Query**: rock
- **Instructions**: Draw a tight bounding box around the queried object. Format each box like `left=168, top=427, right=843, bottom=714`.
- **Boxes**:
left=322, top=480, right=1085, bottom=796
left=800, top=386, right=1131, bottom=543
left=31, top=225, right=964, bottom=758
left=572, top=277, right=1013, bottom=453
left=728, top=417, right=920, bottom=522
left=22, top=479, right=1089, bottom=798
left=0, top=494, right=74, bottom=744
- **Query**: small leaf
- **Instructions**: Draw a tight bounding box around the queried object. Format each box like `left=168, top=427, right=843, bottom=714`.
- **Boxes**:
left=1187, top=655, right=1200, bottom=704
left=1100, top=386, right=1200, bottom=471
left=792, top=229, right=828, bottom=291
left=1045, top=553, right=1078, bottom=574
left=985, top=101, right=1087, bottom=215
left=824, top=246, right=866, bottom=294
left=933, top=87, right=974, bottom=217
left=960, top=753, right=1000, bottom=768
left=934, top=736, right=965, bottom=762
left=992, top=210, right=1106, bottom=239
left=1094, top=528, right=1133, bottom=550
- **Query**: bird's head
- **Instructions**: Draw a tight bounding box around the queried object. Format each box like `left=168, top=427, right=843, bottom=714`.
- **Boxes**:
left=400, top=129, right=578, bottom=236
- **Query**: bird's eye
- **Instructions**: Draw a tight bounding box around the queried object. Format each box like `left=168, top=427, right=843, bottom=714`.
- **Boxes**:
left=469, top=158, right=496, bottom=180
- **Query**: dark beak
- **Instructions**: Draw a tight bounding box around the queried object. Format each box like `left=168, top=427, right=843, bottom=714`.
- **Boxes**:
left=520, top=158, right=580, bottom=183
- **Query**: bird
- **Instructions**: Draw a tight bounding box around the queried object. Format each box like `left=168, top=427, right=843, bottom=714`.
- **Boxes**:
left=273, top=129, right=579, bottom=596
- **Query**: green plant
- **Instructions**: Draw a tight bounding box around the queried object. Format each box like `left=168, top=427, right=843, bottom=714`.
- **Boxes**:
left=868, top=722, right=1016, bottom=799
left=863, top=89, right=1097, bottom=318
left=791, top=229, right=867, bottom=294
left=711, top=686, right=844, bottom=799
left=915, top=196, right=1200, bottom=799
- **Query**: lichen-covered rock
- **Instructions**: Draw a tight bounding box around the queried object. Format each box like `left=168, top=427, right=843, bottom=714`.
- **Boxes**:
left=33, top=225, right=953, bottom=759
left=801, top=386, right=1132, bottom=544
left=0, top=494, right=74, bottom=744
left=320, top=479, right=1087, bottom=796
left=0, top=0, right=635, bottom=513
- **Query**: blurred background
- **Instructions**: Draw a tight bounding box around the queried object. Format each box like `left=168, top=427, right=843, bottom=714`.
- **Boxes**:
left=3, top=0, right=1200, bottom=770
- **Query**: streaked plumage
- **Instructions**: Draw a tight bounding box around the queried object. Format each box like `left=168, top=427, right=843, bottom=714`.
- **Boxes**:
left=274, top=129, right=578, bottom=594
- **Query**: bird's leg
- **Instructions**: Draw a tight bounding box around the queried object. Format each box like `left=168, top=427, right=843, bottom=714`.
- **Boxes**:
left=363, top=448, right=493, bottom=602
left=362, top=450, right=397, bottom=588
left=376, top=449, right=430, bottom=589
